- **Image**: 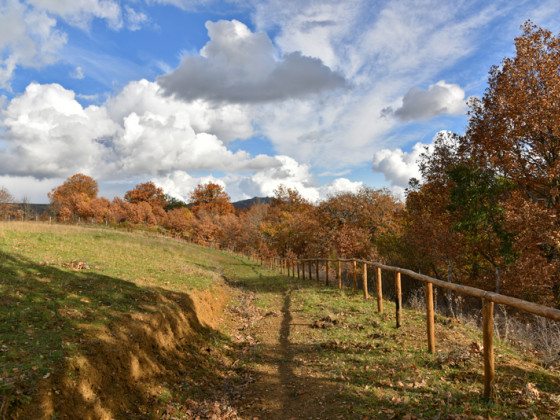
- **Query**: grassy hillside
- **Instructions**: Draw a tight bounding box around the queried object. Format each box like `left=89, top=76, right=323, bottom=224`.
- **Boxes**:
left=1, top=222, right=560, bottom=419
left=0, top=222, right=255, bottom=418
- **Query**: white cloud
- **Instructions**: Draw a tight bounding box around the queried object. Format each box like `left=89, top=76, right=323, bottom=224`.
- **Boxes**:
left=249, top=0, right=506, bottom=171
left=158, top=19, right=347, bottom=103
left=0, top=2, right=67, bottom=88
left=319, top=177, right=363, bottom=197
left=0, top=80, right=275, bottom=180
left=0, top=82, right=117, bottom=178
left=252, top=0, right=363, bottom=72
left=0, top=1, right=150, bottom=89
left=153, top=158, right=364, bottom=204
left=152, top=171, right=226, bottom=202
left=105, top=79, right=254, bottom=142
left=371, top=142, right=427, bottom=188
left=26, top=0, right=122, bottom=29
left=240, top=155, right=362, bottom=202
left=124, top=5, right=148, bottom=31
left=384, top=81, right=467, bottom=121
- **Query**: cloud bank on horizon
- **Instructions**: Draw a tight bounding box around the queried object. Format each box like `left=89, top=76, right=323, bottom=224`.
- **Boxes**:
left=0, top=0, right=559, bottom=203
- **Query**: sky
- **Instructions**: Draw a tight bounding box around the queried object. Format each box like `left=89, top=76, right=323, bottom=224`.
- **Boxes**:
left=1, top=0, right=559, bottom=204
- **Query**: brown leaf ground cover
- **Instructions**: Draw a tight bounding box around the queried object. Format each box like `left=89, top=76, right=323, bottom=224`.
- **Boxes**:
left=1, top=222, right=560, bottom=419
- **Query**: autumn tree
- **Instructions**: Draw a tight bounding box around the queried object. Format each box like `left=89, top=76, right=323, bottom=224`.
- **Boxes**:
left=259, top=186, right=318, bottom=257
left=124, top=182, right=167, bottom=208
left=236, top=204, right=269, bottom=253
left=0, top=186, right=14, bottom=219
left=316, top=188, right=403, bottom=259
left=465, top=21, right=560, bottom=206
left=48, top=174, right=99, bottom=221
left=462, top=22, right=560, bottom=302
left=163, top=207, right=192, bottom=236
left=189, top=183, right=234, bottom=216
left=89, top=197, right=111, bottom=222
left=124, top=182, right=167, bottom=225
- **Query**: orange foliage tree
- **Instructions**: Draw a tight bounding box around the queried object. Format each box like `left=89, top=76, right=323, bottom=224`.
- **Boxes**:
left=48, top=174, right=99, bottom=221
left=189, top=183, right=234, bottom=216
left=465, top=21, right=560, bottom=207
left=316, top=188, right=404, bottom=259
left=399, top=23, right=560, bottom=305
left=124, top=182, right=168, bottom=225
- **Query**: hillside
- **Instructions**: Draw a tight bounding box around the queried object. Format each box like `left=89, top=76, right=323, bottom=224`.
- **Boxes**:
left=1, top=222, right=559, bottom=419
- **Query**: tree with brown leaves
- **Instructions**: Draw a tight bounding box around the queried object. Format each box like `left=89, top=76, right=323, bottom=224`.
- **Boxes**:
left=0, top=186, right=14, bottom=219
left=48, top=174, right=99, bottom=221
left=124, top=182, right=168, bottom=225
left=189, top=183, right=234, bottom=216
left=466, top=21, right=560, bottom=207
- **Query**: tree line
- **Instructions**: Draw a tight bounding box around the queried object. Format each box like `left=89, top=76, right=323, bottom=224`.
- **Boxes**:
left=0, top=22, right=558, bottom=308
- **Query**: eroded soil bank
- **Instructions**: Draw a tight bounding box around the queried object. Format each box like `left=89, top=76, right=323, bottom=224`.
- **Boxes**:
left=14, top=286, right=233, bottom=419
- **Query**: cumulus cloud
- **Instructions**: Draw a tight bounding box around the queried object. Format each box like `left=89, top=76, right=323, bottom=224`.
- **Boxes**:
left=158, top=19, right=347, bottom=104
left=105, top=79, right=255, bottom=142
left=371, top=142, right=427, bottom=188
left=239, top=155, right=362, bottom=202
left=153, top=158, right=364, bottom=204
left=382, top=81, right=467, bottom=122
left=152, top=171, right=226, bottom=202
left=0, top=83, right=117, bottom=177
left=0, top=80, right=276, bottom=180
left=319, top=177, right=363, bottom=197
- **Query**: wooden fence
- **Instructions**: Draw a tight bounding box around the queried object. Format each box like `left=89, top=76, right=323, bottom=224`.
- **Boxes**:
left=257, top=255, right=560, bottom=399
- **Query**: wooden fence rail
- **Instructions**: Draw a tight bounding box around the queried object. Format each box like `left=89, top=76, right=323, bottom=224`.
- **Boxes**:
left=264, top=256, right=560, bottom=399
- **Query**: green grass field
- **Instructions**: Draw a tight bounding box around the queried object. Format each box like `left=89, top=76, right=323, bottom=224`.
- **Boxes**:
left=0, top=222, right=261, bottom=418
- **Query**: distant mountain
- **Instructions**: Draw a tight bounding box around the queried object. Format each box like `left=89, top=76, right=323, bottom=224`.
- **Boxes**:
left=232, top=196, right=272, bottom=210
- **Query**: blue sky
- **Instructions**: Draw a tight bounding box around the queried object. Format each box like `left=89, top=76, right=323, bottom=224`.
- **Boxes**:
left=1, top=0, right=559, bottom=203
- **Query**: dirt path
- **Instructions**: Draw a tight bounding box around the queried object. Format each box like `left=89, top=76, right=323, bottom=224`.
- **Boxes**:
left=230, top=285, right=346, bottom=420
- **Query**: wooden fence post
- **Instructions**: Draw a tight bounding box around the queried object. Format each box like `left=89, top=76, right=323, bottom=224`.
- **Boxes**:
left=308, top=260, right=312, bottom=281
left=426, top=282, right=435, bottom=354
left=483, top=299, right=495, bottom=399
left=325, top=260, right=329, bottom=286
left=352, top=260, right=358, bottom=292
left=297, top=260, right=300, bottom=279
left=376, top=267, right=383, bottom=313
left=337, top=260, right=342, bottom=289
left=362, top=263, right=369, bottom=300
left=316, top=260, right=319, bottom=283
left=395, top=271, right=402, bottom=328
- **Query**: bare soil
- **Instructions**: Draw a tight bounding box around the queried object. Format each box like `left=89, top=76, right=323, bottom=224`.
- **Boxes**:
left=228, top=287, right=354, bottom=420
left=15, top=287, right=230, bottom=419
